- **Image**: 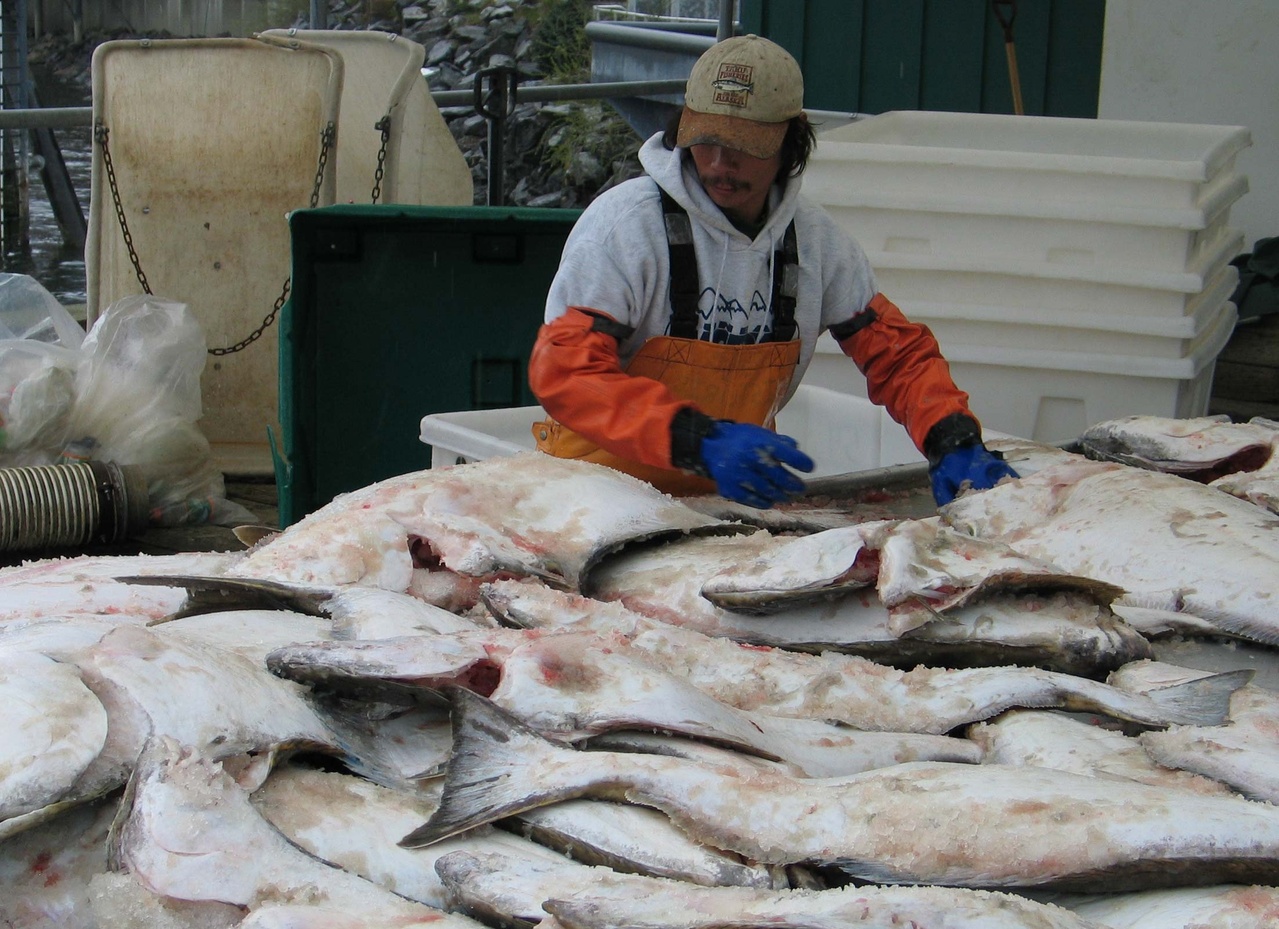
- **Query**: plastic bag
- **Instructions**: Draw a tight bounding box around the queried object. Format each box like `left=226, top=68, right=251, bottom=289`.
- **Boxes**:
left=0, top=281, right=257, bottom=528
left=0, top=344, right=77, bottom=459
left=0, top=273, right=86, bottom=347
left=64, top=295, right=257, bottom=527
left=0, top=275, right=83, bottom=465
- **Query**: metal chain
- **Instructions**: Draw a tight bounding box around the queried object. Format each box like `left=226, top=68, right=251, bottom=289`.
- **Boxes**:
left=94, top=122, right=153, bottom=296
left=97, top=119, right=336, bottom=356
left=207, top=122, right=336, bottom=357
left=207, top=279, right=292, bottom=357
left=309, top=122, right=336, bottom=210
left=371, top=115, right=390, bottom=204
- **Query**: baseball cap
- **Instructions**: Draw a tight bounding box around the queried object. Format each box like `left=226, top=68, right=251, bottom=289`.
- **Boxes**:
left=677, top=34, right=804, bottom=160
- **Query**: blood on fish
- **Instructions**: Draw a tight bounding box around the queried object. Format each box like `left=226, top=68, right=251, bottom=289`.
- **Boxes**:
left=30, top=851, right=52, bottom=873
left=538, top=654, right=568, bottom=687
left=1008, top=799, right=1054, bottom=815
left=1234, top=885, right=1279, bottom=916
left=1184, top=446, right=1273, bottom=483
left=506, top=533, right=554, bottom=557
left=460, top=660, right=502, bottom=697
left=844, top=548, right=880, bottom=583
left=536, top=653, right=600, bottom=690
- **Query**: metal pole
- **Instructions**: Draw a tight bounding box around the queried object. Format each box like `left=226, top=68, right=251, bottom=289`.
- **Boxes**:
left=27, top=84, right=86, bottom=250
left=0, top=106, right=93, bottom=128
left=15, top=0, right=31, bottom=252
left=431, top=78, right=687, bottom=110
left=486, top=111, right=505, bottom=206
left=309, top=0, right=326, bottom=29
left=717, top=0, right=736, bottom=41
left=474, top=66, right=518, bottom=207
left=0, top=0, right=30, bottom=254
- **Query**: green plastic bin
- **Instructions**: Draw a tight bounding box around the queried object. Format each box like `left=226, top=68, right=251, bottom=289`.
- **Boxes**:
left=277, top=203, right=582, bottom=525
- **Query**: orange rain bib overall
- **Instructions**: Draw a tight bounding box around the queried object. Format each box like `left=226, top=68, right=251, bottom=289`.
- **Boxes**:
left=533, top=334, right=800, bottom=495
left=534, top=187, right=802, bottom=495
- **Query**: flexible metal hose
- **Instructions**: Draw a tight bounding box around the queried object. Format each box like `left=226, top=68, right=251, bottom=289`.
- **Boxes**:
left=0, top=460, right=148, bottom=552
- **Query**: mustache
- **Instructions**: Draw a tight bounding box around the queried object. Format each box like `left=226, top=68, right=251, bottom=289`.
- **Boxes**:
left=702, top=174, right=750, bottom=193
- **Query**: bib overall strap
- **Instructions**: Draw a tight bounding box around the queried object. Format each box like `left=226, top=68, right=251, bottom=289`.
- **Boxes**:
left=659, top=187, right=701, bottom=339
left=658, top=184, right=799, bottom=343
left=770, top=220, right=798, bottom=343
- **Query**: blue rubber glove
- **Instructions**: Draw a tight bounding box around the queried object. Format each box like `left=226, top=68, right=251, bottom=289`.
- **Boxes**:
left=700, top=421, right=815, bottom=509
left=930, top=444, right=1019, bottom=507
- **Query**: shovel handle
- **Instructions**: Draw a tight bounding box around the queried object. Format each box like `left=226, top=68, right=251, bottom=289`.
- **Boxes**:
left=992, top=0, right=1024, bottom=115
left=1004, top=43, right=1025, bottom=115
left=992, top=0, right=1017, bottom=42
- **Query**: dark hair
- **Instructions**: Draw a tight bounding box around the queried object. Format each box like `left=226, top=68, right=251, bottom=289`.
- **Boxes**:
left=662, top=108, right=818, bottom=179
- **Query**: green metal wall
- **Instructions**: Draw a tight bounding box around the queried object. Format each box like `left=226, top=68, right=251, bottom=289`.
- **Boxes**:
left=738, top=0, right=1105, bottom=118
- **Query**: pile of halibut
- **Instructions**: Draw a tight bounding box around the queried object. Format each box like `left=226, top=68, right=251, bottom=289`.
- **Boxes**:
left=3, top=413, right=1279, bottom=929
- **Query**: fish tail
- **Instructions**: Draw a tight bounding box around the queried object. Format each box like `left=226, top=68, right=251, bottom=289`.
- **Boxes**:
left=399, top=687, right=599, bottom=849
left=1146, top=668, right=1254, bottom=727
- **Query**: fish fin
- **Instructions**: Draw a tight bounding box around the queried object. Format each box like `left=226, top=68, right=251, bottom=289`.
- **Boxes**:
left=702, top=584, right=872, bottom=615
left=814, top=857, right=919, bottom=886
left=406, top=761, right=449, bottom=780
left=547, top=900, right=799, bottom=929
left=0, top=797, right=100, bottom=843
left=542, top=899, right=598, bottom=929
left=232, top=524, right=279, bottom=548
left=887, top=599, right=943, bottom=636
left=398, top=687, right=597, bottom=849
left=119, top=574, right=334, bottom=621
left=1199, top=615, right=1279, bottom=647
left=1146, top=668, right=1255, bottom=727
left=106, top=736, right=175, bottom=872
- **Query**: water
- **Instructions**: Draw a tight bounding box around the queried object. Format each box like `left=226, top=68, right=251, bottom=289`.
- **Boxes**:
left=1, top=65, right=93, bottom=308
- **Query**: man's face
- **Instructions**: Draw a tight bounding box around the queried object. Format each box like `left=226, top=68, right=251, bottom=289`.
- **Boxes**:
left=689, top=143, right=782, bottom=228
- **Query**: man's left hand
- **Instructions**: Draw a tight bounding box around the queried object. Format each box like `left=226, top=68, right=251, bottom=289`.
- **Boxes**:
left=930, top=444, right=1018, bottom=506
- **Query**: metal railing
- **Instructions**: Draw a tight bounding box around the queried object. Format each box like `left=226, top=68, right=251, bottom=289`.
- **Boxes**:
left=0, top=75, right=691, bottom=131
left=0, top=75, right=862, bottom=216
left=0, top=105, right=91, bottom=128
left=0, top=74, right=692, bottom=209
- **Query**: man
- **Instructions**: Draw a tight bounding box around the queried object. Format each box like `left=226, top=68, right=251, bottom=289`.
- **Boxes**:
left=529, top=34, right=1015, bottom=508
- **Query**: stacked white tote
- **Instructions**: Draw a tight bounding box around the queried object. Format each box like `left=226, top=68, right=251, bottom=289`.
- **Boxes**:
left=803, top=110, right=1252, bottom=444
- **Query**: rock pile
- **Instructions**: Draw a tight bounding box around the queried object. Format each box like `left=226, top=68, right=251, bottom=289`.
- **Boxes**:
left=348, top=0, right=648, bottom=207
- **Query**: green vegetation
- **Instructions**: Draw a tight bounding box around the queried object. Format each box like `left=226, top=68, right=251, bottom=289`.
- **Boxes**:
left=529, top=0, right=594, bottom=82
left=539, top=100, right=640, bottom=180
left=528, top=0, right=643, bottom=197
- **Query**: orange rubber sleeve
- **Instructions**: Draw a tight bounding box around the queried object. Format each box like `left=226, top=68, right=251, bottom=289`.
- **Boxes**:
left=835, top=293, right=977, bottom=451
left=527, top=307, right=691, bottom=468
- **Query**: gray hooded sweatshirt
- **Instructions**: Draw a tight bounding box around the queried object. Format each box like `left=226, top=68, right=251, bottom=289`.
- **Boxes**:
left=543, top=132, right=879, bottom=405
